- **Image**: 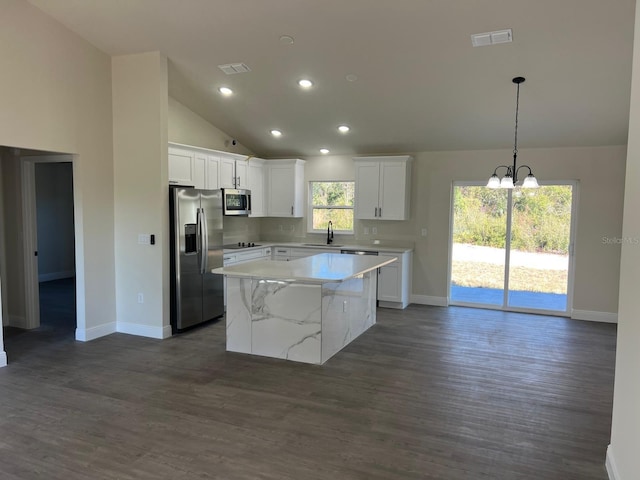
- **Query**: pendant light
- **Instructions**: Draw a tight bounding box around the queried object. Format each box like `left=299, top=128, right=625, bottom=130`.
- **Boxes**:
left=487, top=77, right=539, bottom=189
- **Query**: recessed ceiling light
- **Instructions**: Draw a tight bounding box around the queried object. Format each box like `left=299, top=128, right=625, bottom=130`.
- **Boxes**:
left=298, top=79, right=313, bottom=89
left=346, top=74, right=358, bottom=82
left=337, top=125, right=350, bottom=133
left=271, top=129, right=283, bottom=137
left=218, top=87, right=233, bottom=96
left=320, top=148, right=330, bottom=154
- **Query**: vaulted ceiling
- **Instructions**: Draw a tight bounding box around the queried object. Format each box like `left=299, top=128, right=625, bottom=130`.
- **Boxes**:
left=28, top=0, right=636, bottom=158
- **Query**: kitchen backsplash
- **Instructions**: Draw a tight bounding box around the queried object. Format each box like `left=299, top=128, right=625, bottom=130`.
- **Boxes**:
left=222, top=216, right=262, bottom=245
left=257, top=217, right=416, bottom=248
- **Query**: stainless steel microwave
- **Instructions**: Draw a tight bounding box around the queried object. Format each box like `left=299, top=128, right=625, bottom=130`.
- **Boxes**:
left=222, top=189, right=251, bottom=216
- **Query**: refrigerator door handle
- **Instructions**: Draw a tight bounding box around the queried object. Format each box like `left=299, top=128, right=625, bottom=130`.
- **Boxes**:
left=196, top=207, right=205, bottom=274
left=201, top=207, right=209, bottom=274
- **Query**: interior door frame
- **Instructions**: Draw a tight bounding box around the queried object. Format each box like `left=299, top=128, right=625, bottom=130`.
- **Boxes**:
left=21, top=154, right=75, bottom=330
left=448, top=180, right=579, bottom=316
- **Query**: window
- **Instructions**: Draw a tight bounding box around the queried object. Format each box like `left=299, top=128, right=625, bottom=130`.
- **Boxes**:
left=308, top=181, right=355, bottom=233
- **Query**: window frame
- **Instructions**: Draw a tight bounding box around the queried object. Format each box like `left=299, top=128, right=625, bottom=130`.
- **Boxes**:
left=307, top=180, right=355, bottom=234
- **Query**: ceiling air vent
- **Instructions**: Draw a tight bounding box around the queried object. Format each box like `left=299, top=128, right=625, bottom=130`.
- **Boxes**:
left=218, top=63, right=251, bottom=75
left=471, top=29, right=512, bottom=47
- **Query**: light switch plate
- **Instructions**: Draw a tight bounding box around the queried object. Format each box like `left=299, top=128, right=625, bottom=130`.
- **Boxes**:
left=138, top=234, right=151, bottom=245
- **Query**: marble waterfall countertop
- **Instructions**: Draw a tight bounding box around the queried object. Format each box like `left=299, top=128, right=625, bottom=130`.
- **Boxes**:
left=212, top=253, right=396, bottom=283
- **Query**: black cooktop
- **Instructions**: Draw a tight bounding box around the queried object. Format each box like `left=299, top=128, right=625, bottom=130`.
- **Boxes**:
left=223, top=243, right=262, bottom=249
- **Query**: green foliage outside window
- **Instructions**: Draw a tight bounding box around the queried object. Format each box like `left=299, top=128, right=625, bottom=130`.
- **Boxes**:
left=310, top=182, right=355, bottom=231
left=453, top=185, right=572, bottom=254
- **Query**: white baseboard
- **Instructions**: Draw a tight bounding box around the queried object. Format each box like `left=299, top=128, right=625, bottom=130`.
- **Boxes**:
left=409, top=294, right=448, bottom=307
left=571, top=309, right=618, bottom=324
left=8, top=315, right=27, bottom=329
left=75, top=322, right=117, bottom=341
left=117, top=322, right=172, bottom=339
left=39, top=271, right=75, bottom=282
left=606, top=445, right=620, bottom=480
left=0, top=351, right=7, bottom=368
left=378, top=300, right=408, bottom=309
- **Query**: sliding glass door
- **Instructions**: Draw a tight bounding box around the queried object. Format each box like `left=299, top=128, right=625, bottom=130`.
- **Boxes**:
left=449, top=183, right=575, bottom=314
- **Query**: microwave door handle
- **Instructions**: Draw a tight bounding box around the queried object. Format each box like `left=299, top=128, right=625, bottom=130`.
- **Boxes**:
left=247, top=194, right=251, bottom=213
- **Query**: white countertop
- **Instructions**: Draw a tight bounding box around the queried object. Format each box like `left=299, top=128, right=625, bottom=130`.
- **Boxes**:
left=223, top=242, right=412, bottom=254
left=212, top=253, right=397, bottom=283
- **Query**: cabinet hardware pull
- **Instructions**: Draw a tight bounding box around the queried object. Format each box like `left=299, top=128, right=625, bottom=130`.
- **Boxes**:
left=379, top=207, right=382, bottom=217
left=291, top=206, right=294, bottom=215
left=374, top=207, right=378, bottom=217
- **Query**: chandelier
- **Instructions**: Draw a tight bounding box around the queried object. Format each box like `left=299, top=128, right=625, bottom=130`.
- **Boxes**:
left=486, top=77, right=539, bottom=189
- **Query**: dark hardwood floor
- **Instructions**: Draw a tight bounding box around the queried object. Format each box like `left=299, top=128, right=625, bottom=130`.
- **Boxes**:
left=0, top=295, right=616, bottom=480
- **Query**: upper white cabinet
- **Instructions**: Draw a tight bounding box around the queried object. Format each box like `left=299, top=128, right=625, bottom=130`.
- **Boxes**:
left=220, top=156, right=249, bottom=189
left=354, top=156, right=413, bottom=220
left=193, top=151, right=221, bottom=190
left=168, top=146, right=196, bottom=186
left=266, top=159, right=306, bottom=217
left=169, top=143, right=258, bottom=193
left=247, top=158, right=266, bottom=217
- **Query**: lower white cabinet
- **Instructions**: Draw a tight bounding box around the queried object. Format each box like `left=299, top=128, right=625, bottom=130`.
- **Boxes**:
left=377, top=251, right=411, bottom=309
left=272, top=247, right=291, bottom=261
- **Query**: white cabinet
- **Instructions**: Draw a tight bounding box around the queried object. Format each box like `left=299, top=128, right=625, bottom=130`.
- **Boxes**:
left=193, top=151, right=221, bottom=189
left=273, top=246, right=334, bottom=261
left=169, top=143, right=256, bottom=192
left=220, top=156, right=249, bottom=189
left=248, top=159, right=266, bottom=217
left=168, top=146, right=196, bottom=186
left=354, top=156, right=412, bottom=220
left=272, top=247, right=291, bottom=261
left=266, top=159, right=306, bottom=217
left=377, top=251, right=411, bottom=309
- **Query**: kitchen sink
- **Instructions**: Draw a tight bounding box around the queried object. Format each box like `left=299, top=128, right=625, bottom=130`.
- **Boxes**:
left=302, top=243, right=343, bottom=247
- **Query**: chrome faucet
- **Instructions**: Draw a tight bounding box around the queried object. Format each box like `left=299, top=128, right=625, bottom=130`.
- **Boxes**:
left=327, top=221, right=334, bottom=245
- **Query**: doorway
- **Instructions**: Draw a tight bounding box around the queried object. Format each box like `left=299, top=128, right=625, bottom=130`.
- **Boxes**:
left=449, top=182, right=577, bottom=315
left=1, top=151, right=76, bottom=360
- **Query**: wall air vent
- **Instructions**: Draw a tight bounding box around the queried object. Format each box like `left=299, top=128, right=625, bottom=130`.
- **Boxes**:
left=218, top=63, right=251, bottom=75
left=471, top=29, right=512, bottom=47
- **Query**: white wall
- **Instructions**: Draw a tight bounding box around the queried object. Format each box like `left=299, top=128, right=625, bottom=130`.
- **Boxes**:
left=261, top=146, right=627, bottom=318
left=0, top=0, right=116, bottom=344
left=35, top=162, right=75, bottom=281
left=112, top=52, right=170, bottom=339
left=0, top=149, right=26, bottom=327
left=607, top=2, right=640, bottom=478
left=168, top=96, right=261, bottom=243
left=168, top=97, right=253, bottom=155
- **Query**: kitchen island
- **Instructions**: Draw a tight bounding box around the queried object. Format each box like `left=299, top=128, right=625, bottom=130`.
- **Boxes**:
left=212, top=253, right=396, bottom=364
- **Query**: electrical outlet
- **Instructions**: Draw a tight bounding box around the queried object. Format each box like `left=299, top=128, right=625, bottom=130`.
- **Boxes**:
left=137, top=293, right=144, bottom=304
left=279, top=225, right=284, bottom=231
left=343, top=300, right=348, bottom=312
left=364, top=227, right=370, bottom=235
left=372, top=227, right=378, bottom=235
left=421, top=228, right=427, bottom=237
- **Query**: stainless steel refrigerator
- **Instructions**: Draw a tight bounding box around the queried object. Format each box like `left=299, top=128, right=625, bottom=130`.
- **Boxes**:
left=169, top=187, right=224, bottom=332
